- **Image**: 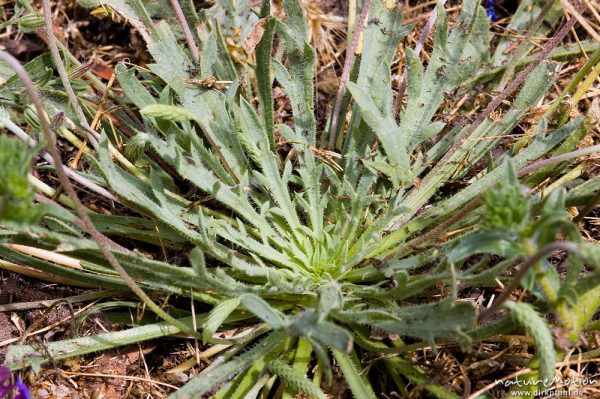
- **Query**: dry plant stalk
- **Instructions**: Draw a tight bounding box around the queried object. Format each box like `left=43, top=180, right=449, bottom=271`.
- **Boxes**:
left=328, top=0, right=373, bottom=149
left=477, top=241, right=579, bottom=322
left=0, top=50, right=200, bottom=339
left=390, top=15, right=580, bottom=232
left=169, top=0, right=200, bottom=64
left=19, top=0, right=203, bottom=338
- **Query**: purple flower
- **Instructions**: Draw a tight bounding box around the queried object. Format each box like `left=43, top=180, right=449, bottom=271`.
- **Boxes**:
left=486, top=0, right=498, bottom=22
left=0, top=366, right=30, bottom=399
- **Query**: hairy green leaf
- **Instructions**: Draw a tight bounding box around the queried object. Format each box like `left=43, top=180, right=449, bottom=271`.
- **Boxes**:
left=505, top=301, right=556, bottom=383
left=266, top=360, right=326, bottom=399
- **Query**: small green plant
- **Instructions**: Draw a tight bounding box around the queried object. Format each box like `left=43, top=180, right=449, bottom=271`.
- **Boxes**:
left=1, top=0, right=600, bottom=397
left=0, top=133, right=42, bottom=225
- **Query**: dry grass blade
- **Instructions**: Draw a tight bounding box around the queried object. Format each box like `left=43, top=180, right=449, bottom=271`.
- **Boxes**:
left=390, top=14, right=580, bottom=232
left=169, top=0, right=200, bottom=64
left=477, top=241, right=579, bottom=323
left=561, top=0, right=600, bottom=44
left=392, top=0, right=446, bottom=118
left=0, top=51, right=199, bottom=339
left=41, top=0, right=99, bottom=144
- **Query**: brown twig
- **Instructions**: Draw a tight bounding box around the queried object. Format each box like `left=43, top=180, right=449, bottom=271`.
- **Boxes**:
left=169, top=0, right=200, bottom=65
left=392, top=0, right=446, bottom=118
left=440, top=16, right=578, bottom=162
left=41, top=0, right=99, bottom=145
left=328, top=0, right=373, bottom=149
left=2, top=117, right=117, bottom=202
left=517, top=144, right=600, bottom=176
left=34, top=194, right=132, bottom=254
left=573, top=189, right=600, bottom=224
left=0, top=51, right=199, bottom=338
left=378, top=196, right=481, bottom=267
left=477, top=241, right=579, bottom=323
left=390, top=15, right=579, bottom=232
left=496, top=0, right=556, bottom=92
left=377, top=142, right=600, bottom=268
left=561, top=0, right=600, bottom=44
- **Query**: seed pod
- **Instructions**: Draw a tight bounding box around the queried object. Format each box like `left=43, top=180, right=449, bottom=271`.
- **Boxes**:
left=17, top=14, right=45, bottom=33
left=124, top=132, right=150, bottom=162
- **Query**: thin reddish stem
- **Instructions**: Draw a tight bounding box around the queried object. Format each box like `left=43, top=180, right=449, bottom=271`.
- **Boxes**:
left=477, top=241, right=579, bottom=323
left=169, top=0, right=200, bottom=64
left=0, top=51, right=198, bottom=338
left=392, top=0, right=446, bottom=118
left=328, top=0, right=374, bottom=149
left=41, top=0, right=99, bottom=144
